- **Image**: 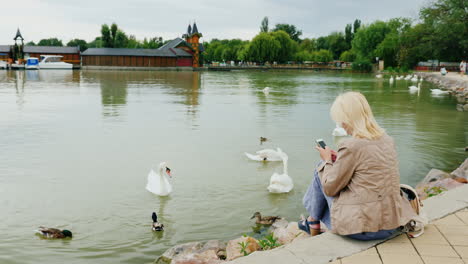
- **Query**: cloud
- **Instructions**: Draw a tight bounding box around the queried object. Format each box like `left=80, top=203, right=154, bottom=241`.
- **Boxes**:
left=0, top=0, right=427, bottom=45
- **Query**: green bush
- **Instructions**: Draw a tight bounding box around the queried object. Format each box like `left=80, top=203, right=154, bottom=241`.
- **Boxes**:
left=339, top=50, right=356, bottom=62
left=352, top=59, right=373, bottom=72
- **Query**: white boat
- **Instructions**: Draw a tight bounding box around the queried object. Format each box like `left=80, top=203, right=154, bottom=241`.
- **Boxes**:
left=39, top=55, right=73, bottom=69
left=0, top=60, right=6, bottom=69
left=25, top=57, right=39, bottom=70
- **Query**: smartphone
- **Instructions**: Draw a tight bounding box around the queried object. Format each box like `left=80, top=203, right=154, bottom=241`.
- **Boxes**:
left=315, top=139, right=326, bottom=149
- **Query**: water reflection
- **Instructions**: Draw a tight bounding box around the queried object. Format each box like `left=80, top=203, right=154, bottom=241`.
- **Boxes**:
left=99, top=74, right=128, bottom=117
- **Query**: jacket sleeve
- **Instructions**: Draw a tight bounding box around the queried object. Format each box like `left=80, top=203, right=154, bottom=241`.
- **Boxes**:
left=320, top=146, right=357, bottom=197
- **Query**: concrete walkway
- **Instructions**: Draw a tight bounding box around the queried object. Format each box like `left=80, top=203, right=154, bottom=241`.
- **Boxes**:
left=332, top=209, right=468, bottom=264
left=227, top=184, right=468, bottom=264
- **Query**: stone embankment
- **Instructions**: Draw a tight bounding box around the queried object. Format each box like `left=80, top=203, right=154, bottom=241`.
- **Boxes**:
left=416, top=72, right=468, bottom=111
left=154, top=158, right=468, bottom=264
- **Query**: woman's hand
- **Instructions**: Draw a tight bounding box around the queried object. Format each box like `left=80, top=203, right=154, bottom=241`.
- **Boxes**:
left=316, top=146, right=332, bottom=162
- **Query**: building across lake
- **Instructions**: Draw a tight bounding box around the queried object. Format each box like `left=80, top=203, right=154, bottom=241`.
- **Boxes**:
left=1, top=24, right=203, bottom=69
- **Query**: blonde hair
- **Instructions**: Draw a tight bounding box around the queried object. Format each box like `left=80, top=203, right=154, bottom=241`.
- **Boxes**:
left=330, top=91, right=384, bottom=140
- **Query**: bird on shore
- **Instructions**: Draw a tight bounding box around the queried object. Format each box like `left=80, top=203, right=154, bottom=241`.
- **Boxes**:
left=146, top=162, right=172, bottom=196
left=36, top=227, right=72, bottom=239
left=151, top=212, right=164, bottom=231
left=411, top=75, right=418, bottom=82
left=251, top=212, right=281, bottom=225
left=245, top=148, right=285, bottom=161
left=431, top=89, right=449, bottom=95
left=405, top=75, right=412, bottom=80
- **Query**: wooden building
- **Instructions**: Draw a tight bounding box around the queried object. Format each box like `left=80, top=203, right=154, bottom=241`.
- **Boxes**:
left=81, top=23, right=203, bottom=68
left=24, top=46, right=80, bottom=64
left=0, top=45, right=10, bottom=61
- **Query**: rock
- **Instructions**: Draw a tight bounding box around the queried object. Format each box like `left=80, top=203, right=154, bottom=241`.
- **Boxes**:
left=226, top=236, right=260, bottom=261
left=156, top=240, right=226, bottom=264
left=416, top=169, right=451, bottom=188
left=464, top=104, right=468, bottom=112
left=451, top=158, right=468, bottom=179
left=457, top=104, right=464, bottom=111
left=417, top=178, right=465, bottom=200
left=271, top=218, right=288, bottom=229
left=273, top=221, right=308, bottom=245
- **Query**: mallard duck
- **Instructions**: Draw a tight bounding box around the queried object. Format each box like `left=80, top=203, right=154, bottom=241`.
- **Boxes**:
left=260, top=137, right=268, bottom=144
left=250, top=212, right=280, bottom=225
left=152, top=212, right=164, bottom=231
left=36, top=227, right=72, bottom=239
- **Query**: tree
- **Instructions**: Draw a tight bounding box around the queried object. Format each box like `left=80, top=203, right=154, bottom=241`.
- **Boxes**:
left=352, top=21, right=391, bottom=61
left=419, top=0, right=468, bottom=60
left=101, top=24, right=113, bottom=47
left=88, top=37, right=103, bottom=48
left=345, top=24, right=353, bottom=49
left=353, top=19, right=361, bottom=34
left=273, top=24, right=302, bottom=42
left=67, top=39, right=88, bottom=51
left=247, top=32, right=281, bottom=63
left=114, top=30, right=128, bottom=48
left=314, top=49, right=333, bottom=62
left=326, top=32, right=348, bottom=59
left=271, top=30, right=297, bottom=63
left=260, top=17, right=269, bottom=33
left=340, top=50, right=356, bottom=62
left=25, top=41, right=36, bottom=46
left=37, top=38, right=63, bottom=46
left=299, top=38, right=316, bottom=52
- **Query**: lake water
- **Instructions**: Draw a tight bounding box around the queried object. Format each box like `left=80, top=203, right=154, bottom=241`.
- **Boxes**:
left=0, top=70, right=466, bottom=264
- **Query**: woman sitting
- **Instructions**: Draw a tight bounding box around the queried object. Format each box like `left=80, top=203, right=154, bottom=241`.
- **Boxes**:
left=300, top=91, right=416, bottom=240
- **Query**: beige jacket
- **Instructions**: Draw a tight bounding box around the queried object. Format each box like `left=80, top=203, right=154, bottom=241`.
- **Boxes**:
left=318, top=134, right=416, bottom=235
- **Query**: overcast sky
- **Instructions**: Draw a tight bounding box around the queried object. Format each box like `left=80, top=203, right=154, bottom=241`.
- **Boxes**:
left=0, top=0, right=429, bottom=45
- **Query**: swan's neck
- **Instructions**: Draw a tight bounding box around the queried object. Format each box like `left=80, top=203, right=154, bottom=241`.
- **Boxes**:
left=283, top=158, right=288, bottom=175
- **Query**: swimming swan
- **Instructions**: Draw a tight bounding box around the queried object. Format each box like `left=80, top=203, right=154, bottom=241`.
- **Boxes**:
left=263, top=87, right=270, bottom=94
left=389, top=76, right=394, bottom=84
left=146, top=162, right=172, bottom=196
left=267, top=149, right=293, bottom=193
left=409, top=82, right=421, bottom=92
left=245, top=148, right=285, bottom=161
left=431, top=89, right=449, bottom=95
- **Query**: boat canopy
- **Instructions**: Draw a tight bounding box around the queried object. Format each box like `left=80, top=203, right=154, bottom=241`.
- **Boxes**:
left=26, top=57, right=39, bottom=65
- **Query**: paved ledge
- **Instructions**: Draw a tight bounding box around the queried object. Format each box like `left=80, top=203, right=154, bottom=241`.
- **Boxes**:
left=227, top=184, right=468, bottom=264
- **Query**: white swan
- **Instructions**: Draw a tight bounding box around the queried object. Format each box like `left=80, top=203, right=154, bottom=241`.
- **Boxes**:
left=332, top=125, right=347, bottom=137
left=431, top=89, right=449, bottom=95
left=404, top=75, right=412, bottom=80
left=245, top=148, right=285, bottom=161
left=263, top=87, right=270, bottom=95
left=411, top=75, right=418, bottom=82
left=409, top=82, right=421, bottom=92
left=375, top=74, right=383, bottom=78
left=389, top=76, right=394, bottom=84
left=146, top=162, right=172, bottom=196
left=267, top=149, right=293, bottom=193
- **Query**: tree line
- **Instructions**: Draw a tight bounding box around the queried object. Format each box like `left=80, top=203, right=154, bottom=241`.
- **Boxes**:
left=204, top=0, right=467, bottom=70
left=25, top=23, right=165, bottom=52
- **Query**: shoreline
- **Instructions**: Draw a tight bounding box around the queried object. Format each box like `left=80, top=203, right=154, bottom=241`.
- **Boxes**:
left=416, top=72, right=468, bottom=111
left=155, top=158, right=468, bottom=264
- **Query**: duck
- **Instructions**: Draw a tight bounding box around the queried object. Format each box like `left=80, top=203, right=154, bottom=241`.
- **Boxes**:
left=431, top=89, right=450, bottom=95
left=250, top=212, right=281, bottom=225
left=151, top=212, right=164, bottom=231
left=245, top=148, right=285, bottom=161
left=409, top=82, right=421, bottom=92
left=389, top=75, right=394, bottom=84
left=146, top=162, right=172, bottom=196
left=267, top=148, right=293, bottom=193
left=36, top=227, right=72, bottom=239
left=332, top=124, right=347, bottom=137
left=260, top=137, right=268, bottom=144
left=263, top=87, right=270, bottom=94
left=375, top=74, right=383, bottom=78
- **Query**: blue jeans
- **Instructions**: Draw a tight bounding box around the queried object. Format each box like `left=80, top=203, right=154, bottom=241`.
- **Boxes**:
left=302, top=163, right=396, bottom=241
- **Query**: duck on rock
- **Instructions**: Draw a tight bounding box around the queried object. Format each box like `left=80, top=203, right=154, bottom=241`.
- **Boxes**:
left=250, top=212, right=281, bottom=225
left=36, top=227, right=72, bottom=239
